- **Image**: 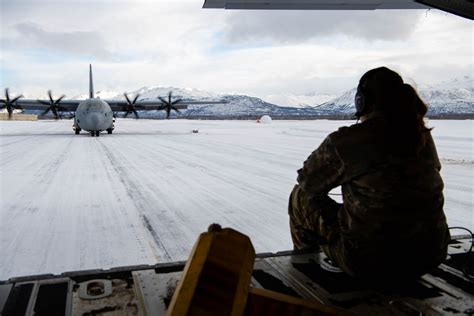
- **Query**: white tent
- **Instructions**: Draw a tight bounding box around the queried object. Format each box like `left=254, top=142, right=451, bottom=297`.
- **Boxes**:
left=259, top=115, right=272, bottom=124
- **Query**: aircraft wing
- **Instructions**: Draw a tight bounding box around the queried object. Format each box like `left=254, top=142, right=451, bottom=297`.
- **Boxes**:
left=9, top=99, right=80, bottom=111
left=106, top=100, right=227, bottom=111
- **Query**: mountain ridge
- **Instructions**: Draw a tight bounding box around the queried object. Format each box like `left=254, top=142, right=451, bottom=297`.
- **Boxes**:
left=113, top=75, right=473, bottom=118
left=14, top=75, right=473, bottom=118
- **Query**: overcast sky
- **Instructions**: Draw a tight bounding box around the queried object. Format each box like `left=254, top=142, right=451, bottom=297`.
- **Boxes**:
left=0, top=0, right=472, bottom=100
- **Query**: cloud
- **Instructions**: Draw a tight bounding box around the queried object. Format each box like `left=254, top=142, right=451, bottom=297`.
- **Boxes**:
left=0, top=3, right=471, bottom=101
left=222, top=10, right=423, bottom=44
left=12, top=22, right=113, bottom=60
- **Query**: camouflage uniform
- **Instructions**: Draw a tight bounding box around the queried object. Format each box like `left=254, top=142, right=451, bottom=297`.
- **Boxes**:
left=289, top=112, right=450, bottom=280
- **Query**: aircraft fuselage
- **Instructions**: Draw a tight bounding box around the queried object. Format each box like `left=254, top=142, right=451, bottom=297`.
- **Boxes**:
left=75, top=98, right=114, bottom=134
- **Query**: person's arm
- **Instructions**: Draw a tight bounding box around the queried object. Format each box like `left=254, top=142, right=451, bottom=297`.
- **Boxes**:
left=297, top=135, right=345, bottom=201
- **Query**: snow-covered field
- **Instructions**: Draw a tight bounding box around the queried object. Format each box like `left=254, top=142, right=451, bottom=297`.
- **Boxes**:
left=0, top=119, right=472, bottom=280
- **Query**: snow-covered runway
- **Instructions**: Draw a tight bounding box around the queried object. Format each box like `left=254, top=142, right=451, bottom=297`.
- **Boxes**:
left=1, top=119, right=472, bottom=280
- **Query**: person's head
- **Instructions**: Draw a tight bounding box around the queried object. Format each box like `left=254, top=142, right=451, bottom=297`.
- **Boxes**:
left=355, top=66, right=431, bottom=153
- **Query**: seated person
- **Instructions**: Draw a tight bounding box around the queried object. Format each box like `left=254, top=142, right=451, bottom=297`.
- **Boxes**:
left=288, top=67, right=450, bottom=282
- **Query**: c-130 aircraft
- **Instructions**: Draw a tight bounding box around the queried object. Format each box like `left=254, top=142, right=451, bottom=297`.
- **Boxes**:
left=0, top=65, right=226, bottom=137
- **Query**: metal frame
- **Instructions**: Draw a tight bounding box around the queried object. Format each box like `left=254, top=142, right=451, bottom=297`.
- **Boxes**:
left=202, top=0, right=474, bottom=20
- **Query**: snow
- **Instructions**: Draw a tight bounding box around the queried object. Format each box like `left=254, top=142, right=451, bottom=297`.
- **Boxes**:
left=314, top=75, right=473, bottom=115
left=0, top=119, right=472, bottom=280
left=264, top=93, right=337, bottom=108
left=421, top=75, right=473, bottom=92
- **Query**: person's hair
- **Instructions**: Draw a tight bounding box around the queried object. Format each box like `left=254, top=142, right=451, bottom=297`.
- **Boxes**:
left=358, top=66, right=431, bottom=154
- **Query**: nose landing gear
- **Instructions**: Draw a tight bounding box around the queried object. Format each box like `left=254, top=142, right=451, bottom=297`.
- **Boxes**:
left=90, top=131, right=100, bottom=137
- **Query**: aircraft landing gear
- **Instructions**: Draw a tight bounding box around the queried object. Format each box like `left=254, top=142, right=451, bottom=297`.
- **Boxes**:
left=73, top=124, right=81, bottom=135
left=90, top=131, right=95, bottom=137
left=107, top=128, right=113, bottom=134
left=96, top=131, right=100, bottom=137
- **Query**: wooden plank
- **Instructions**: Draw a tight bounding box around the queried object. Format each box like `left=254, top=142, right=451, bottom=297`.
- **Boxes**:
left=245, top=287, right=351, bottom=316
left=166, top=226, right=255, bottom=316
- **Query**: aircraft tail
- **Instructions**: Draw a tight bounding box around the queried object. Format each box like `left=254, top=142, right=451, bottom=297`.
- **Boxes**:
left=89, top=64, right=94, bottom=99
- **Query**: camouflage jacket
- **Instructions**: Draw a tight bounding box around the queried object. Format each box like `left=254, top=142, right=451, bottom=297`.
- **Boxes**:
left=297, top=113, right=449, bottom=276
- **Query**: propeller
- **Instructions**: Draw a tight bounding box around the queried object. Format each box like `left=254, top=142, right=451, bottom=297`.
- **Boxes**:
left=37, top=90, right=66, bottom=119
left=123, top=93, right=142, bottom=119
left=0, top=88, right=23, bottom=119
left=158, top=91, right=182, bottom=119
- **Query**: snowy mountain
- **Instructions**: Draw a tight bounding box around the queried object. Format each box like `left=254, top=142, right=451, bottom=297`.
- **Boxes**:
left=316, top=76, right=473, bottom=116
left=264, top=92, right=337, bottom=108
left=99, top=87, right=328, bottom=119
left=312, top=88, right=357, bottom=115
left=23, top=76, right=473, bottom=119
left=72, top=87, right=218, bottom=101
left=120, top=86, right=219, bottom=101
left=124, top=76, right=472, bottom=118
left=419, top=76, right=473, bottom=115
left=181, top=94, right=326, bottom=118
left=108, top=91, right=325, bottom=119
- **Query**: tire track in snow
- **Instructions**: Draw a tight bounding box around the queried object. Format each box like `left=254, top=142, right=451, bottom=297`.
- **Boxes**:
left=3, top=136, right=73, bottom=223
left=441, top=158, right=474, bottom=165
left=96, top=139, right=172, bottom=261
left=133, top=138, right=290, bottom=202
left=121, top=135, right=292, bottom=248
left=95, top=145, right=153, bottom=264
left=1, top=132, right=75, bottom=276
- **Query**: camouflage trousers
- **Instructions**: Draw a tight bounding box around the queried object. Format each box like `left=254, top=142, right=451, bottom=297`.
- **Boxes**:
left=288, top=184, right=450, bottom=280
left=288, top=184, right=341, bottom=249
left=288, top=184, right=353, bottom=274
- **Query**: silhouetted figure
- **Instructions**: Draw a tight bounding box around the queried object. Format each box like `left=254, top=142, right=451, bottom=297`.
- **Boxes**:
left=289, top=67, right=450, bottom=283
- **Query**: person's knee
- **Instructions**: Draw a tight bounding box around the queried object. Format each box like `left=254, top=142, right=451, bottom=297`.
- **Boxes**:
left=288, top=184, right=301, bottom=217
left=290, top=184, right=300, bottom=198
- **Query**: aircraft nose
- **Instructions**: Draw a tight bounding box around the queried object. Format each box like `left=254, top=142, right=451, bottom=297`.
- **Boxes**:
left=89, top=112, right=101, bottom=128
left=89, top=113, right=101, bottom=130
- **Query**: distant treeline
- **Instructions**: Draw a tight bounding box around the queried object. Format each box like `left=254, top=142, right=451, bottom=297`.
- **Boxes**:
left=35, top=113, right=474, bottom=120
left=176, top=114, right=474, bottom=120
left=179, top=115, right=356, bottom=120
left=426, top=113, right=474, bottom=119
